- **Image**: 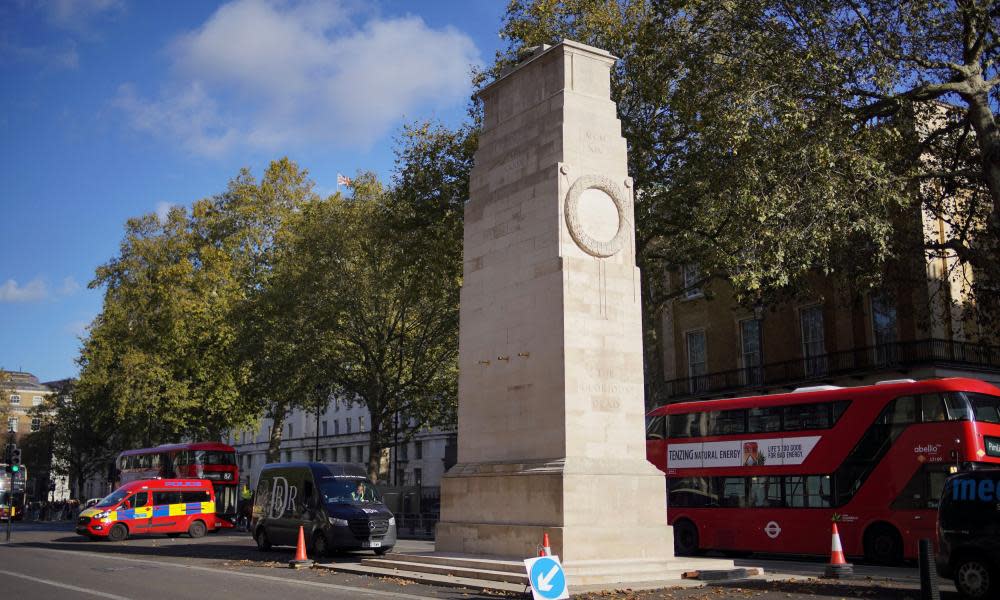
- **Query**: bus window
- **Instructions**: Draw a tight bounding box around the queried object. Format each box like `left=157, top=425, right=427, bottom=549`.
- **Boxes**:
left=784, top=403, right=830, bottom=430
left=785, top=476, right=807, bottom=507
left=832, top=400, right=850, bottom=424
left=967, top=393, right=1000, bottom=424
left=944, top=393, right=972, bottom=421
left=646, top=415, right=665, bottom=440
left=668, top=477, right=716, bottom=507
left=669, top=413, right=706, bottom=438
left=881, top=396, right=917, bottom=425
left=891, top=464, right=953, bottom=510
left=749, top=476, right=783, bottom=507
left=748, top=406, right=781, bottom=433
left=719, top=477, right=746, bottom=507
left=919, top=394, right=947, bottom=423
left=709, top=410, right=746, bottom=436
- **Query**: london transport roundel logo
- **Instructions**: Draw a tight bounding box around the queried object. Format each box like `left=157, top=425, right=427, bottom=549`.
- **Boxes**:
left=764, top=521, right=782, bottom=539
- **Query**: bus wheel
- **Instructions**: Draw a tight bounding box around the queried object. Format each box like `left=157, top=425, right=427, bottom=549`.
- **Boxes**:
left=863, top=523, right=902, bottom=564
left=188, top=520, right=207, bottom=539
left=107, top=524, right=129, bottom=542
left=954, top=555, right=998, bottom=599
left=255, top=528, right=272, bottom=551
left=673, top=519, right=700, bottom=556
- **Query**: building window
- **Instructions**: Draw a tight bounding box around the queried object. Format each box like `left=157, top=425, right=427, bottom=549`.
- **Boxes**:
left=400, top=442, right=409, bottom=461
left=415, top=440, right=423, bottom=460
left=288, top=423, right=293, bottom=439
left=9, top=394, right=20, bottom=405
left=355, top=446, right=363, bottom=463
left=334, top=419, right=340, bottom=435
left=284, top=451, right=292, bottom=462
left=31, top=417, right=41, bottom=432
left=414, top=468, right=422, bottom=486
left=359, top=415, right=365, bottom=432
left=7, top=417, right=16, bottom=432
left=739, top=318, right=763, bottom=385
left=330, top=447, right=338, bottom=462
left=800, top=305, right=827, bottom=376
left=346, top=418, right=352, bottom=434
left=32, top=396, right=43, bottom=406
left=871, top=294, right=898, bottom=365
left=682, top=264, right=702, bottom=299
left=686, top=330, right=707, bottom=392
left=322, top=421, right=328, bottom=436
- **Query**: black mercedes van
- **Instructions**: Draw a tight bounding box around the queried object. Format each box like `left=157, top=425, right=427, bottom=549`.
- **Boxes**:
left=937, top=469, right=1000, bottom=599
left=251, top=462, right=396, bottom=556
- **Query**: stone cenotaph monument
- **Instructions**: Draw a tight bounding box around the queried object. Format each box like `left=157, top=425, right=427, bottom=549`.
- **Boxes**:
left=435, top=41, right=691, bottom=583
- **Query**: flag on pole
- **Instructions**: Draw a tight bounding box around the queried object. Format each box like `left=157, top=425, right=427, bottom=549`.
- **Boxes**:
left=337, top=173, right=352, bottom=187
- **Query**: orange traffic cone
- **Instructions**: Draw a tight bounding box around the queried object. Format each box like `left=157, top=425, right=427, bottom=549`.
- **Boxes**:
left=822, top=522, right=853, bottom=578
left=288, top=525, right=314, bottom=569
left=541, top=532, right=552, bottom=557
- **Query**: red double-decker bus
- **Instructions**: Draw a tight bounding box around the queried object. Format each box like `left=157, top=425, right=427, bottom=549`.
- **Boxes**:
left=645, top=377, right=1000, bottom=563
left=116, top=442, right=239, bottom=527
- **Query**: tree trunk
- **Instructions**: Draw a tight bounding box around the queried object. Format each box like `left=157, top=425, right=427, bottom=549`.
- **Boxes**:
left=962, top=85, right=1000, bottom=249
left=266, top=406, right=286, bottom=463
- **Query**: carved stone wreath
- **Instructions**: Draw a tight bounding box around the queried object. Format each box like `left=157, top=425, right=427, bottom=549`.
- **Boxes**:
left=564, top=174, right=628, bottom=258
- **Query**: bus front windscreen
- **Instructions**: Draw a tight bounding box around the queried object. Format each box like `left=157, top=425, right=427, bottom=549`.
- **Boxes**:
left=967, top=393, right=1000, bottom=424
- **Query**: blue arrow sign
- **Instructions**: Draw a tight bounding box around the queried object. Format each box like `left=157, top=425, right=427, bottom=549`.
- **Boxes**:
left=524, top=555, right=568, bottom=600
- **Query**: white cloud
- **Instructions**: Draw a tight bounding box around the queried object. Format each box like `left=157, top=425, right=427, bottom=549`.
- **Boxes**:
left=114, top=0, right=481, bottom=156
left=59, top=276, right=81, bottom=295
left=0, top=278, right=49, bottom=302
left=43, top=0, right=124, bottom=31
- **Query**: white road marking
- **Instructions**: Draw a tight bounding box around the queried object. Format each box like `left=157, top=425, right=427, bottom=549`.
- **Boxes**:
left=0, top=569, right=135, bottom=600
left=11, top=546, right=437, bottom=600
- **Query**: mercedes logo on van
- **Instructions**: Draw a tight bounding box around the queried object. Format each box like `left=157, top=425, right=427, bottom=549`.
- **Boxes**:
left=368, top=521, right=376, bottom=531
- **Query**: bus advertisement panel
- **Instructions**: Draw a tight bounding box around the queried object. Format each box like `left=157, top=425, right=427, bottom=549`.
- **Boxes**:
left=645, top=377, right=1000, bottom=563
left=116, top=442, right=238, bottom=527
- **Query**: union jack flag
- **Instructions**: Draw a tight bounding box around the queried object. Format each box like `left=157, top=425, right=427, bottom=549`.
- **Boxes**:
left=337, top=173, right=352, bottom=187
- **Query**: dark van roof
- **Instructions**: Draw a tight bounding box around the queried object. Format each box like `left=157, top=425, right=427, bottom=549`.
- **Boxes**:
left=260, top=462, right=369, bottom=478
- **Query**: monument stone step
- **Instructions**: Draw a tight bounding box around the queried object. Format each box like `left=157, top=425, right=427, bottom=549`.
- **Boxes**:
left=314, top=562, right=528, bottom=593
left=360, top=557, right=528, bottom=584
left=364, top=552, right=528, bottom=574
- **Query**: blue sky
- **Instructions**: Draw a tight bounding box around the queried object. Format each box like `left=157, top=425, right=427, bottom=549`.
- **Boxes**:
left=0, top=0, right=507, bottom=382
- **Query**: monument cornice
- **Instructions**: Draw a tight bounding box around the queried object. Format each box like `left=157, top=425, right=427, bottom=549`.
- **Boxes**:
left=477, top=39, right=618, bottom=98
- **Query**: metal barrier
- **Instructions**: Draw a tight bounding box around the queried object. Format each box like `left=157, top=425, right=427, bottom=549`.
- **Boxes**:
left=393, top=512, right=438, bottom=539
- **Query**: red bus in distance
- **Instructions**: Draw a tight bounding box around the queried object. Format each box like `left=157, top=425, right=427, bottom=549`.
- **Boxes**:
left=645, top=377, right=1000, bottom=563
left=116, top=442, right=239, bottom=527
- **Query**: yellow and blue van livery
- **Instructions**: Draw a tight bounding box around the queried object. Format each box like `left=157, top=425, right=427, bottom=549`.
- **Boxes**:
left=76, top=479, right=218, bottom=542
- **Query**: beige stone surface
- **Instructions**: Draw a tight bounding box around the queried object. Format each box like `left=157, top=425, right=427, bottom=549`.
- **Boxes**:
left=437, top=40, right=680, bottom=574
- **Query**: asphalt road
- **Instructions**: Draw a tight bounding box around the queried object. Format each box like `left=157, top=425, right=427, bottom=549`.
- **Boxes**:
left=0, top=521, right=964, bottom=600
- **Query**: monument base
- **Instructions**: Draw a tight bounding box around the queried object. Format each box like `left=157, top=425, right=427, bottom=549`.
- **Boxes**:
left=436, top=457, right=676, bottom=563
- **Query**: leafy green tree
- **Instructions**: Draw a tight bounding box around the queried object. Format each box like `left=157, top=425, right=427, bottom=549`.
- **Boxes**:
left=222, top=159, right=323, bottom=462
left=271, top=147, right=463, bottom=480
left=497, top=0, right=1000, bottom=398
left=38, top=384, right=117, bottom=500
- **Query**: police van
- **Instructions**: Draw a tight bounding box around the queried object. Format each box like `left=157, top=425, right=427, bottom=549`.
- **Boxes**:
left=76, top=479, right=217, bottom=541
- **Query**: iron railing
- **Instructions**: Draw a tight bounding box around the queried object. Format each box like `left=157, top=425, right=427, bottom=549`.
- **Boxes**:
left=657, top=338, right=1000, bottom=405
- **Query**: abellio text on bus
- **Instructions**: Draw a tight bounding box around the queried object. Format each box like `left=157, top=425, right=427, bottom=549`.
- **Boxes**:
left=645, top=377, right=1000, bottom=563
left=115, top=442, right=239, bottom=527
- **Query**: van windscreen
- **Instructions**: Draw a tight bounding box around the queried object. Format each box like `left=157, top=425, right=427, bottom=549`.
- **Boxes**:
left=319, top=478, right=382, bottom=503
